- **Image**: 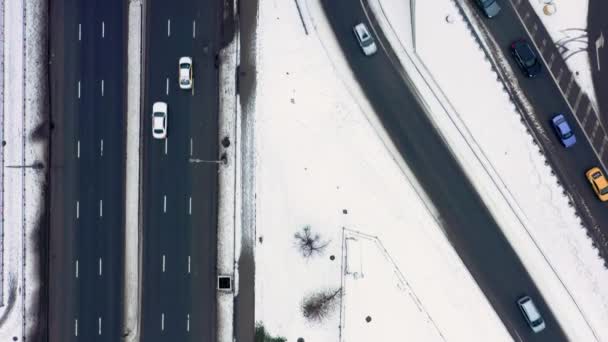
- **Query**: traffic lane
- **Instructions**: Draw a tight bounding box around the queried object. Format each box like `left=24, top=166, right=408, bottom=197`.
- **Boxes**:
left=75, top=11, right=104, bottom=337
left=480, top=2, right=608, bottom=245
left=48, top=0, right=81, bottom=336
left=322, top=1, right=567, bottom=340
left=78, top=0, right=125, bottom=339
left=141, top=32, right=196, bottom=341
left=187, top=162, right=218, bottom=341
left=142, top=1, right=219, bottom=340
left=587, top=0, right=607, bottom=127
left=178, top=1, right=221, bottom=337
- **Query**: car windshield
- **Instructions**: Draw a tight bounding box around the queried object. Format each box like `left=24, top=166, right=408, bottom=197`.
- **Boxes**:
left=481, top=0, right=495, bottom=5
left=154, top=128, right=163, bottom=133
left=180, top=79, right=189, bottom=84
left=601, top=186, right=608, bottom=195
left=180, top=63, right=190, bottom=69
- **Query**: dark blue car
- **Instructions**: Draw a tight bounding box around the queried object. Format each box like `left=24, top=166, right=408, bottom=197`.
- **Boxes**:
left=551, top=114, right=576, bottom=148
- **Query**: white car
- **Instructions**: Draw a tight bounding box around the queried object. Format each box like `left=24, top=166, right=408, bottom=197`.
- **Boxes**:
left=353, top=23, right=377, bottom=56
left=178, top=57, right=193, bottom=89
left=152, top=102, right=167, bottom=139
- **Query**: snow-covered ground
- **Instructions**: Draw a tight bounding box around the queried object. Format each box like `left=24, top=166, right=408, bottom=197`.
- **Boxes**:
left=526, top=0, right=597, bottom=107
left=251, top=0, right=512, bottom=340
left=0, top=0, right=46, bottom=339
left=369, top=0, right=608, bottom=339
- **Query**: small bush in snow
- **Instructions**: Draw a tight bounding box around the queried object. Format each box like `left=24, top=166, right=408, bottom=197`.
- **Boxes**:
left=301, top=288, right=342, bottom=323
left=294, top=225, right=329, bottom=258
left=254, top=323, right=287, bottom=342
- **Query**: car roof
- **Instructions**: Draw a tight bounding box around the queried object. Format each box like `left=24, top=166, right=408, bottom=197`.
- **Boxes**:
left=153, top=116, right=165, bottom=128
left=557, top=121, right=570, bottom=133
left=520, top=298, right=541, bottom=321
left=515, top=41, right=535, bottom=60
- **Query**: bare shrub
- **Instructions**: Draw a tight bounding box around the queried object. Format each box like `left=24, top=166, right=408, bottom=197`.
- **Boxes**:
left=294, top=225, right=329, bottom=258
left=301, top=288, right=342, bottom=323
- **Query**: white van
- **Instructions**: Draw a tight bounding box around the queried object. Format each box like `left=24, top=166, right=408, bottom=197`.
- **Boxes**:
left=517, top=296, right=545, bottom=333
left=353, top=23, right=377, bottom=56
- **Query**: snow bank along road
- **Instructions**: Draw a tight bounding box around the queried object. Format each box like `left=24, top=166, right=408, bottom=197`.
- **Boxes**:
left=320, top=1, right=568, bottom=341
left=139, top=0, right=223, bottom=341
left=468, top=0, right=608, bottom=261
left=49, top=0, right=126, bottom=340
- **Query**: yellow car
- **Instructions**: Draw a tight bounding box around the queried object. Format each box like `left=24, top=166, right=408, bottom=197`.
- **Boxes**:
left=586, top=167, right=608, bottom=202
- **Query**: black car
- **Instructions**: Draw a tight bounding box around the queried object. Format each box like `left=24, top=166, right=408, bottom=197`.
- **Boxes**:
left=510, top=39, right=542, bottom=78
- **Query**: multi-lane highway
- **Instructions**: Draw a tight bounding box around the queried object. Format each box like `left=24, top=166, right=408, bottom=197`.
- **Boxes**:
left=321, top=1, right=568, bottom=340
left=139, top=0, right=221, bottom=341
left=472, top=1, right=608, bottom=263
left=49, top=0, right=125, bottom=341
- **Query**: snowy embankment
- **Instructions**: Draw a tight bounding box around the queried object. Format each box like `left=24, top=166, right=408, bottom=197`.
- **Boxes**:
left=251, top=0, right=511, bottom=341
left=368, top=0, right=608, bottom=340
left=0, top=0, right=46, bottom=340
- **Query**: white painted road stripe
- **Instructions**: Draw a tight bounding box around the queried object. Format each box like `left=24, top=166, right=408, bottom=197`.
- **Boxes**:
left=75, top=259, right=79, bottom=278
left=78, top=24, right=81, bottom=41
left=166, top=77, right=169, bottom=95
left=100, top=139, right=104, bottom=156
left=188, top=256, right=191, bottom=274
left=99, top=258, right=103, bottom=276
left=162, top=254, right=166, bottom=272
left=76, top=201, right=80, bottom=219
left=187, top=314, right=190, bottom=331
left=75, top=319, right=78, bottom=336
left=99, top=200, right=103, bottom=217
left=77, top=140, right=80, bottom=158
left=190, top=138, right=193, bottom=156
left=161, top=313, right=165, bottom=331
left=163, top=195, right=167, bottom=213
left=102, top=21, right=105, bottom=38
left=101, top=79, right=104, bottom=96
left=193, top=20, right=196, bottom=38
left=98, top=317, right=102, bottom=335
left=167, top=19, right=171, bottom=37
left=189, top=196, right=192, bottom=215
left=164, top=138, right=168, bottom=155
left=78, top=81, right=81, bottom=99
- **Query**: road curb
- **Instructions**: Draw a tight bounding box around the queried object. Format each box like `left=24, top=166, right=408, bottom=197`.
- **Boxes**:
left=216, top=0, right=239, bottom=340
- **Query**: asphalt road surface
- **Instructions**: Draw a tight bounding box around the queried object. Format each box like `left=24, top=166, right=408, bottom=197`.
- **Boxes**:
left=473, top=1, right=608, bottom=264
left=321, top=1, right=568, bottom=341
left=588, top=0, right=608, bottom=129
left=139, top=0, right=221, bottom=341
left=49, top=0, right=126, bottom=341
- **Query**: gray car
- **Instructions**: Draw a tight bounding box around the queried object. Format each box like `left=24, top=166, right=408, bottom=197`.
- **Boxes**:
left=475, top=0, right=501, bottom=18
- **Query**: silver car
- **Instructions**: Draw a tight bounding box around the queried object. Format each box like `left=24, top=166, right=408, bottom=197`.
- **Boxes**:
left=517, top=296, right=546, bottom=333
left=353, top=23, right=377, bottom=56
